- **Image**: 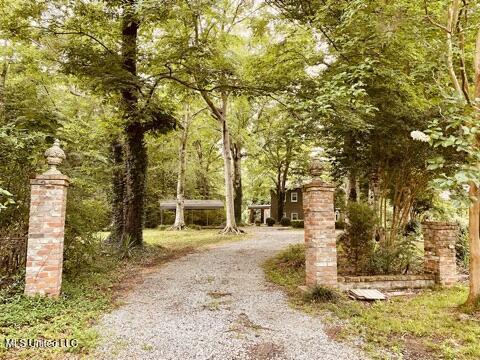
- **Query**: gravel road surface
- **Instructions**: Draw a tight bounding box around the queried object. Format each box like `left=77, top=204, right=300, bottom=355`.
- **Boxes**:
left=95, top=227, right=365, bottom=360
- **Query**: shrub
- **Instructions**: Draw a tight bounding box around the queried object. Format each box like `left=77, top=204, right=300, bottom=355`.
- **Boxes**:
left=456, top=225, right=469, bottom=269
left=275, top=244, right=305, bottom=271
left=338, top=202, right=377, bottom=274
left=304, top=286, right=340, bottom=303
left=291, top=220, right=304, bottom=228
left=335, top=220, right=346, bottom=230
left=280, top=217, right=291, bottom=226
left=255, top=220, right=262, bottom=226
left=266, top=217, right=275, bottom=227
left=369, top=232, right=423, bottom=275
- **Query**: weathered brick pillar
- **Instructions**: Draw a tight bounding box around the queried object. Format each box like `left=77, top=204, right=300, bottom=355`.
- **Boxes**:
left=25, top=140, right=68, bottom=297
left=422, top=221, right=458, bottom=287
left=303, top=157, right=337, bottom=288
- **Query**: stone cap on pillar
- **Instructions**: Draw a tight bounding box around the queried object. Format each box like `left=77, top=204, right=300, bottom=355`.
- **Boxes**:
left=43, top=139, right=66, bottom=176
left=31, top=139, right=70, bottom=185
left=303, top=156, right=334, bottom=190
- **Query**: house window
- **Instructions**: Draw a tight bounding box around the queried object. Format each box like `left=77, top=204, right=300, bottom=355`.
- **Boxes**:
left=290, top=191, right=298, bottom=202
left=291, top=213, right=299, bottom=220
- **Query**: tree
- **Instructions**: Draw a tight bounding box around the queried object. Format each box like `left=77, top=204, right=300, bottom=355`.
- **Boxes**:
left=422, top=0, right=480, bottom=307
left=28, top=0, right=176, bottom=246
left=171, top=102, right=205, bottom=230
left=151, top=0, right=268, bottom=233
left=248, top=103, right=311, bottom=220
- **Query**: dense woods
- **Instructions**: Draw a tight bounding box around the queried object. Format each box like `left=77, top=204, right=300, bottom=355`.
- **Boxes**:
left=1, top=0, right=480, bottom=309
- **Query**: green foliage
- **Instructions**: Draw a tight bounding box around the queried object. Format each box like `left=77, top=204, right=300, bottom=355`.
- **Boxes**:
left=118, top=235, right=137, bottom=260
left=0, top=255, right=117, bottom=357
left=280, top=217, right=291, bottom=226
left=291, top=220, right=304, bottom=228
left=263, top=244, right=305, bottom=290
left=272, top=244, right=305, bottom=271
left=64, top=234, right=106, bottom=277
left=265, top=244, right=480, bottom=359
left=370, top=233, right=423, bottom=275
left=456, top=225, right=470, bottom=269
left=338, top=202, right=377, bottom=274
left=304, top=286, right=341, bottom=304
left=266, top=217, right=275, bottom=227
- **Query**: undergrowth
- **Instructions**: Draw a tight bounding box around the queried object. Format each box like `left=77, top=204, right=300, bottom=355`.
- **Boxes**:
left=264, top=243, right=480, bottom=360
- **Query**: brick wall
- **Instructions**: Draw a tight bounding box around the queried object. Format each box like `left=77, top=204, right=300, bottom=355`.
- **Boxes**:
left=422, top=221, right=458, bottom=287
left=24, top=174, right=69, bottom=297
left=303, top=180, right=337, bottom=287
left=338, top=274, right=435, bottom=290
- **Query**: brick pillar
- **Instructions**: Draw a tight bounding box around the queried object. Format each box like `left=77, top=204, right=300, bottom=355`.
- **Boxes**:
left=422, top=221, right=458, bottom=287
left=25, top=140, right=68, bottom=297
left=303, top=176, right=337, bottom=288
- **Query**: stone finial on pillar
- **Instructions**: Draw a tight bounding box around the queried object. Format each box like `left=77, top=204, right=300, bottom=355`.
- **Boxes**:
left=25, top=139, right=69, bottom=297
left=422, top=221, right=458, bottom=287
left=43, top=139, right=66, bottom=175
left=303, top=157, right=337, bottom=288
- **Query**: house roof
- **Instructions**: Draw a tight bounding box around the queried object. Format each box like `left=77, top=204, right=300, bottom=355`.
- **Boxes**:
left=248, top=204, right=271, bottom=209
left=159, top=199, right=224, bottom=210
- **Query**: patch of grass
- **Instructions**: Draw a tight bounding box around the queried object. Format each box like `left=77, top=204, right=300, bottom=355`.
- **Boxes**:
left=264, top=244, right=480, bottom=360
left=304, top=286, right=341, bottom=304
left=1, top=229, right=247, bottom=359
left=263, top=244, right=305, bottom=291
left=143, top=228, right=247, bottom=249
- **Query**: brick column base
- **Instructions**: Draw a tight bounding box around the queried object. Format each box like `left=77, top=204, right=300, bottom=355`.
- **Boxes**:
left=422, top=221, right=458, bottom=287
left=303, top=180, right=337, bottom=288
left=25, top=174, right=69, bottom=297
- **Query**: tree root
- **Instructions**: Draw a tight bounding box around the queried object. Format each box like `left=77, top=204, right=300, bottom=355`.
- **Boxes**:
left=219, top=226, right=245, bottom=234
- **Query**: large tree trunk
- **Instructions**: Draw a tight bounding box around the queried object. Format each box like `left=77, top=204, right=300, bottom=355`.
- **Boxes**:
left=172, top=112, right=190, bottom=230
left=277, top=189, right=286, bottom=221
left=466, top=27, right=480, bottom=307
left=199, top=91, right=242, bottom=234
left=347, top=171, right=358, bottom=202
left=467, top=182, right=480, bottom=306
left=220, top=117, right=240, bottom=233
left=124, top=123, right=147, bottom=246
left=120, top=0, right=145, bottom=246
left=110, top=140, right=125, bottom=242
left=232, top=142, right=243, bottom=224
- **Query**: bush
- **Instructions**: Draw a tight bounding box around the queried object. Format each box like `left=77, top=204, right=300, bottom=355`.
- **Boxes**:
left=255, top=220, right=262, bottom=226
left=274, top=244, right=305, bottom=271
left=369, top=233, right=423, bottom=275
left=338, top=202, right=377, bottom=274
left=304, top=286, right=340, bottom=303
left=456, top=225, right=469, bottom=269
left=280, top=217, right=291, bottom=226
left=266, top=217, right=275, bottom=227
left=291, top=220, right=304, bottom=228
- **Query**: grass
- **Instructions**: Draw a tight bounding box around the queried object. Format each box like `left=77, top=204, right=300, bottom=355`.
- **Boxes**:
left=143, top=228, right=246, bottom=248
left=264, top=244, right=480, bottom=360
left=0, top=228, right=247, bottom=359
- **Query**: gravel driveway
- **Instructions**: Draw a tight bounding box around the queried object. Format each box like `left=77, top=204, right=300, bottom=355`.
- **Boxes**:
left=95, top=227, right=365, bottom=360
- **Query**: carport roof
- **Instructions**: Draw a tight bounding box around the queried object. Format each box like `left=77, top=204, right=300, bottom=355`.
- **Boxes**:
left=159, top=199, right=224, bottom=210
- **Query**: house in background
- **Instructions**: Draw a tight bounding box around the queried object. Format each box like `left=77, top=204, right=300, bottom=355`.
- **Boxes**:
left=270, top=187, right=304, bottom=221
